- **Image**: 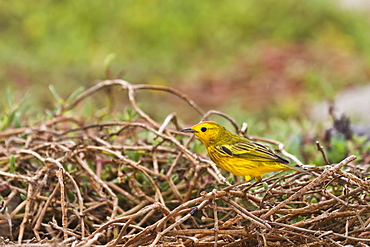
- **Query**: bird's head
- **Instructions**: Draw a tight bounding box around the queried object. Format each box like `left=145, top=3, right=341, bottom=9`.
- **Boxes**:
left=180, top=121, right=225, bottom=146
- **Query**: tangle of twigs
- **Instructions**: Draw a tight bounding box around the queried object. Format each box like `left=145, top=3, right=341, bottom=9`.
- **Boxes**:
left=0, top=80, right=369, bottom=246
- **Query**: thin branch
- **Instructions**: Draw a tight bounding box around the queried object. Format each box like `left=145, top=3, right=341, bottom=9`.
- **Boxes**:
left=316, top=141, right=330, bottom=165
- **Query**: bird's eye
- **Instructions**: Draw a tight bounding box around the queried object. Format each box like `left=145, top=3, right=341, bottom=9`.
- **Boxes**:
left=201, top=127, right=207, bottom=132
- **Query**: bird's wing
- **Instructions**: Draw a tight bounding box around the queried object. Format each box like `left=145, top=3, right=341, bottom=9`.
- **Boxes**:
left=216, top=140, right=289, bottom=164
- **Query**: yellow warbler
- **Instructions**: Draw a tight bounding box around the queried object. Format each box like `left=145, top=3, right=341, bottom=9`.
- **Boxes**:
left=181, top=121, right=311, bottom=182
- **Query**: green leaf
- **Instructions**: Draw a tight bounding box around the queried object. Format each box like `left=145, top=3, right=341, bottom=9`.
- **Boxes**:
left=6, top=88, right=13, bottom=106
left=45, top=109, right=54, bottom=117
left=9, top=155, right=16, bottom=173
left=20, top=194, right=27, bottom=201
left=14, top=111, right=22, bottom=128
left=65, top=87, right=85, bottom=105
left=49, top=85, right=64, bottom=105
left=6, top=110, right=15, bottom=128
left=68, top=190, right=75, bottom=201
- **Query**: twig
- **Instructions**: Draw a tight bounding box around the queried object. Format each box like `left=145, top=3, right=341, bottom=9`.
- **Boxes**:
left=261, top=155, right=357, bottom=220
left=56, top=168, right=68, bottom=240
left=316, top=141, right=330, bottom=165
left=212, top=192, right=219, bottom=247
left=77, top=202, right=165, bottom=246
left=33, top=183, right=60, bottom=241
left=150, top=199, right=211, bottom=247
left=223, top=198, right=271, bottom=229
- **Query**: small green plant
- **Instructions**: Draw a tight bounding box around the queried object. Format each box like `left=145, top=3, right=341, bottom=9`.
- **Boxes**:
left=0, top=88, right=30, bottom=131
left=46, top=85, right=85, bottom=116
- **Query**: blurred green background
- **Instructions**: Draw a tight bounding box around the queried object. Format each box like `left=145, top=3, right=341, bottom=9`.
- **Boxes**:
left=1, top=0, right=370, bottom=125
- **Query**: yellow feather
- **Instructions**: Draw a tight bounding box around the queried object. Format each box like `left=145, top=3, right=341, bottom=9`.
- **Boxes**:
left=181, top=121, right=311, bottom=182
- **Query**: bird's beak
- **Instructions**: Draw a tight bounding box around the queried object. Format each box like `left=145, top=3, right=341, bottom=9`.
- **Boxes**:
left=180, top=128, right=198, bottom=133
